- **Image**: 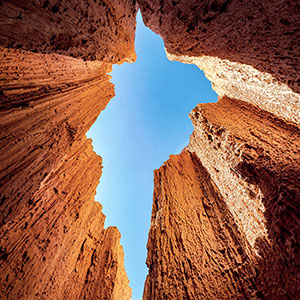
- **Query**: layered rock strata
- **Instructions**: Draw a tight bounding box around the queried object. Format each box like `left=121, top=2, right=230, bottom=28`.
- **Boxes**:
left=0, top=1, right=137, bottom=298
left=144, top=97, right=300, bottom=300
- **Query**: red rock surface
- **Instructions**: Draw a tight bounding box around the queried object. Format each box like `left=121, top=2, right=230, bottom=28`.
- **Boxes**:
left=0, top=1, right=137, bottom=298
left=144, top=151, right=258, bottom=299
left=0, top=46, right=132, bottom=300
left=143, top=97, right=300, bottom=299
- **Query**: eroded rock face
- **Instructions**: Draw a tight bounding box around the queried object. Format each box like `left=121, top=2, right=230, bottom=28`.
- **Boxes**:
left=0, top=46, right=132, bottom=300
left=139, top=1, right=300, bottom=299
left=0, top=1, right=137, bottom=298
left=144, top=151, right=258, bottom=299
left=167, top=52, right=300, bottom=124
left=0, top=0, right=137, bottom=63
left=138, top=0, right=300, bottom=94
left=144, top=98, right=300, bottom=300
left=138, top=0, right=300, bottom=125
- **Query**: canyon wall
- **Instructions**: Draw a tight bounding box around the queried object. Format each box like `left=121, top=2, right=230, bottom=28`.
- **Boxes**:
left=0, top=0, right=136, bottom=62
left=138, top=0, right=300, bottom=123
left=139, top=0, right=300, bottom=299
left=0, top=1, right=137, bottom=299
left=144, top=98, right=300, bottom=299
left=1, top=0, right=299, bottom=299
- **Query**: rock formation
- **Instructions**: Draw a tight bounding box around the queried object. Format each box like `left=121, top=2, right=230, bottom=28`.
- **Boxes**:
left=0, top=0, right=299, bottom=299
left=138, top=0, right=300, bottom=299
left=138, top=0, right=300, bottom=123
left=0, top=1, right=137, bottom=299
left=144, top=98, right=300, bottom=299
left=0, top=0, right=137, bottom=62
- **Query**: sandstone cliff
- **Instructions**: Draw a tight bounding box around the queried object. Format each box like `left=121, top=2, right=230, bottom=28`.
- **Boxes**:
left=0, top=1, right=137, bottom=299
left=138, top=0, right=300, bottom=299
left=144, top=98, right=300, bottom=299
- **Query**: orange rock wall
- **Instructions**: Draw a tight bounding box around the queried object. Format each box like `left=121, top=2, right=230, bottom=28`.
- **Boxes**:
left=0, top=1, right=137, bottom=299
left=144, top=151, right=259, bottom=299
left=0, top=46, right=132, bottom=300
left=139, top=1, right=300, bottom=299
left=143, top=98, right=300, bottom=299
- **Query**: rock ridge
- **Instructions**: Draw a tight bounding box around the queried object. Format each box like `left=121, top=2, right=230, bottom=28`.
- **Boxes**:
left=143, top=97, right=300, bottom=299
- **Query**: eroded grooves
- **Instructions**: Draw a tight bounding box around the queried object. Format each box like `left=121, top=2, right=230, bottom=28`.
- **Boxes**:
left=1, top=0, right=300, bottom=299
left=0, top=0, right=137, bottom=299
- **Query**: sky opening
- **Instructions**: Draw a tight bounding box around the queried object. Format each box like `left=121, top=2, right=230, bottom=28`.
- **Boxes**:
left=87, top=11, right=217, bottom=300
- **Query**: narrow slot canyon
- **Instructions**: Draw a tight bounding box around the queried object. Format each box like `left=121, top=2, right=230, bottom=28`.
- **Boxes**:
left=86, top=11, right=217, bottom=298
left=0, top=1, right=299, bottom=300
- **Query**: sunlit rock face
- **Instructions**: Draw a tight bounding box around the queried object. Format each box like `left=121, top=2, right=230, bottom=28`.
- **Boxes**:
left=0, top=1, right=137, bottom=299
left=167, top=52, right=300, bottom=124
left=144, top=98, right=300, bottom=300
left=188, top=98, right=300, bottom=295
left=139, top=0, right=300, bottom=299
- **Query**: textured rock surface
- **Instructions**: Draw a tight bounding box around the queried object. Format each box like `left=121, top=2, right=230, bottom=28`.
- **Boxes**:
left=140, top=2, right=300, bottom=298
left=0, top=0, right=137, bottom=298
left=0, top=46, right=132, bottom=300
left=144, top=151, right=258, bottom=300
left=139, top=0, right=300, bottom=124
left=138, top=0, right=300, bottom=94
left=0, top=0, right=137, bottom=63
left=143, top=98, right=300, bottom=300
left=167, top=52, right=300, bottom=124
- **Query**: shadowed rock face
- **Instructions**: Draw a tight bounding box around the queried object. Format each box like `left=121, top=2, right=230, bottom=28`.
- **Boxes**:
left=138, top=0, right=300, bottom=94
left=0, top=0, right=137, bottom=63
left=0, top=0, right=299, bottom=299
left=0, top=1, right=137, bottom=299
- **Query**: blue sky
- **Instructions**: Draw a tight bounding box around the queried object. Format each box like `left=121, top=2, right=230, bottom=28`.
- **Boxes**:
left=87, top=12, right=217, bottom=299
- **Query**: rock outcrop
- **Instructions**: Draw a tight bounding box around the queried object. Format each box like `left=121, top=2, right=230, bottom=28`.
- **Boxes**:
left=0, top=1, right=137, bottom=299
left=139, top=0, right=300, bottom=299
left=138, top=0, right=300, bottom=123
left=144, top=97, right=300, bottom=299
